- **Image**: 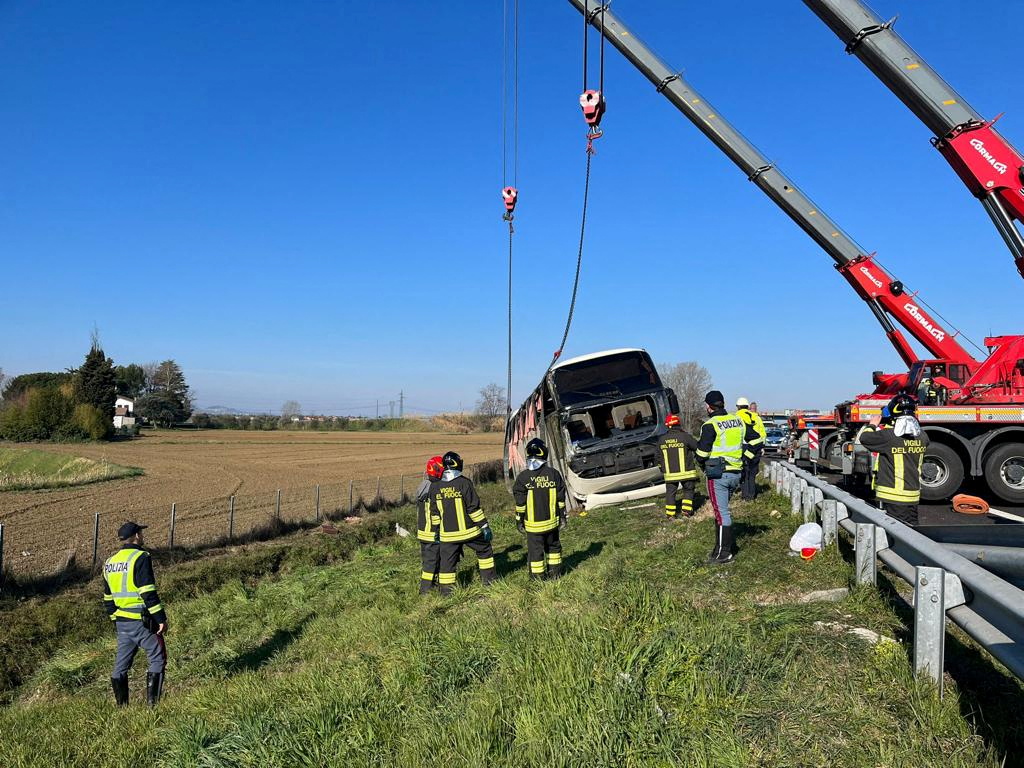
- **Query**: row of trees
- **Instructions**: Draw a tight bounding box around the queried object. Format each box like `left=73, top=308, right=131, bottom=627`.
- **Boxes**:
left=0, top=338, right=193, bottom=441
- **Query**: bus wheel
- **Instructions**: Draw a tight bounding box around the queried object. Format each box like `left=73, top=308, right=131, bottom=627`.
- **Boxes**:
left=983, top=443, right=1024, bottom=505
left=920, top=444, right=964, bottom=501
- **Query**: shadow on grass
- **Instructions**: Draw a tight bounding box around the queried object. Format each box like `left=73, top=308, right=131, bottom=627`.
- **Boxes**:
left=733, top=521, right=770, bottom=544
left=494, top=543, right=526, bottom=577
left=563, top=541, right=605, bottom=575
left=226, top=616, right=313, bottom=675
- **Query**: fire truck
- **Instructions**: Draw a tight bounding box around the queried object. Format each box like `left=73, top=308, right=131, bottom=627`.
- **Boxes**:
left=567, top=0, right=1024, bottom=504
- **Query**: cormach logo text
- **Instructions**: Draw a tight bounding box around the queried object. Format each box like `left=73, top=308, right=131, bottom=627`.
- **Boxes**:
left=859, top=266, right=883, bottom=288
left=904, top=303, right=946, bottom=342
left=969, top=138, right=1008, bottom=174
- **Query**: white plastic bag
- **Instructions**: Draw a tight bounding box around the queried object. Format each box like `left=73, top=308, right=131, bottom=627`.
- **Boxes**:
left=789, top=522, right=822, bottom=553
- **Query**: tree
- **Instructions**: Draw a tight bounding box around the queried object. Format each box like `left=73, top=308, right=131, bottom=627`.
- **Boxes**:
left=475, top=383, right=506, bottom=419
left=2, top=371, right=73, bottom=403
left=114, top=364, right=147, bottom=399
left=137, top=360, right=192, bottom=427
left=281, top=400, right=302, bottom=420
left=0, top=368, right=5, bottom=395
left=658, top=361, right=713, bottom=433
left=73, top=342, right=116, bottom=435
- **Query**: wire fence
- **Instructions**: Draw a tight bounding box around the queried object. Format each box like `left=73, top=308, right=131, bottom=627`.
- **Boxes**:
left=0, top=461, right=503, bottom=584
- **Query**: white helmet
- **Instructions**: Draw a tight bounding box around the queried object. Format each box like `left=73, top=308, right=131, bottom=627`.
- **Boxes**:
left=736, top=396, right=750, bottom=408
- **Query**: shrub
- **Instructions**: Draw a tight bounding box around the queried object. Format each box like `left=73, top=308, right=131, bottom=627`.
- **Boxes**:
left=70, top=403, right=112, bottom=440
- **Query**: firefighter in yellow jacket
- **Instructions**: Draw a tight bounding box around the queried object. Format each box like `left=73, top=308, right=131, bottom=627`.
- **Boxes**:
left=513, top=438, right=567, bottom=580
left=415, top=455, right=445, bottom=594
left=657, top=414, right=699, bottom=518
left=432, top=451, right=496, bottom=594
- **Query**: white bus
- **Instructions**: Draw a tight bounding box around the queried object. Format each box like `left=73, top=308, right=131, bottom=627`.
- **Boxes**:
left=504, top=348, right=680, bottom=509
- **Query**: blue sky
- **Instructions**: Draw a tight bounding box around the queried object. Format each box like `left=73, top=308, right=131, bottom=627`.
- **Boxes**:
left=2, top=1, right=1023, bottom=414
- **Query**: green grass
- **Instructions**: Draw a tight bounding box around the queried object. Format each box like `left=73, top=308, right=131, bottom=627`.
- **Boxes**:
left=0, top=483, right=1020, bottom=767
left=0, top=447, right=142, bottom=491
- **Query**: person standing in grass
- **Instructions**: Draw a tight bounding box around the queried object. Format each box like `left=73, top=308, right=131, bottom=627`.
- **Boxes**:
left=416, top=455, right=445, bottom=594
left=657, top=413, right=699, bottom=519
left=512, top=438, right=567, bottom=580
left=102, top=521, right=167, bottom=707
left=736, top=397, right=767, bottom=500
left=432, top=451, right=496, bottom=594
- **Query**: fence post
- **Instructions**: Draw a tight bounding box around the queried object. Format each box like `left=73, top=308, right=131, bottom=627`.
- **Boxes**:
left=376, top=476, right=381, bottom=503
left=169, top=503, right=177, bottom=548
left=399, top=474, right=405, bottom=501
left=276, top=489, right=281, bottom=521
left=315, top=484, right=321, bottom=522
left=0, top=523, right=5, bottom=585
left=914, top=566, right=947, bottom=692
left=91, top=513, right=101, bottom=571
left=228, top=496, right=235, bottom=541
left=821, top=500, right=838, bottom=547
left=855, top=522, right=876, bottom=585
left=349, top=480, right=354, bottom=513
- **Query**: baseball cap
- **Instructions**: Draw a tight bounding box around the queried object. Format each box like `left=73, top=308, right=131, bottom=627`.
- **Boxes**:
left=117, top=521, right=148, bottom=540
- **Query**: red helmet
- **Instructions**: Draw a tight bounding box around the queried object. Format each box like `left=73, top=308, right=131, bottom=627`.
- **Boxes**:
left=425, top=455, right=444, bottom=480
left=665, top=414, right=680, bottom=428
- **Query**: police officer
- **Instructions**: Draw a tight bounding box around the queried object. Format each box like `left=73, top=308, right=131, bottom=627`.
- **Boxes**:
left=858, top=393, right=931, bottom=526
left=103, top=521, right=167, bottom=707
left=736, top=397, right=767, bottom=500
left=433, top=451, right=496, bottom=594
left=658, top=414, right=699, bottom=518
left=695, top=390, right=759, bottom=564
left=416, top=455, right=445, bottom=594
left=512, top=438, right=567, bottom=580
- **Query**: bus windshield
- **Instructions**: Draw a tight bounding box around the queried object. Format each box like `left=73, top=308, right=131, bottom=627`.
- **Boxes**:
left=552, top=351, right=661, bottom=407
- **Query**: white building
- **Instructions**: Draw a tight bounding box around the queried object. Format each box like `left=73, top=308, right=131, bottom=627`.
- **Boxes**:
left=114, top=396, right=136, bottom=429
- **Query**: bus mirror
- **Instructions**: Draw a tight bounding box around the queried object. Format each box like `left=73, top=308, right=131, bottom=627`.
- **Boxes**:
left=667, top=388, right=680, bottom=414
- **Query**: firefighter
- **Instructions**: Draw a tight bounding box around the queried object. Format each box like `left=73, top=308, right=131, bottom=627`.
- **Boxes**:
left=433, top=451, right=496, bottom=594
left=695, top=390, right=759, bottom=564
left=657, top=413, right=699, bottom=518
left=512, top=438, right=567, bottom=580
left=102, top=521, right=167, bottom=707
left=416, top=455, right=445, bottom=594
left=858, top=393, right=931, bottom=526
left=736, top=397, right=767, bottom=500
left=918, top=377, right=939, bottom=406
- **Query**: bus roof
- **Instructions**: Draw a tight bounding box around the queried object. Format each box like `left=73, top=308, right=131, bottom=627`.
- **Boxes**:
left=551, top=348, right=647, bottom=371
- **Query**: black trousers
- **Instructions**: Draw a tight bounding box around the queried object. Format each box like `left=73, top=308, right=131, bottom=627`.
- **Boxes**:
left=664, top=479, right=696, bottom=516
left=740, top=454, right=761, bottom=500
left=882, top=501, right=919, bottom=527
left=526, top=528, right=562, bottom=579
left=419, top=541, right=440, bottom=594
left=438, top=535, right=496, bottom=594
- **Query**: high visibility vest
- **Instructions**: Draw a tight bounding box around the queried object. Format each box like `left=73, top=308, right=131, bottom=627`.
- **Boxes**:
left=103, top=548, right=149, bottom=619
left=706, top=413, right=746, bottom=471
left=738, top=409, right=767, bottom=451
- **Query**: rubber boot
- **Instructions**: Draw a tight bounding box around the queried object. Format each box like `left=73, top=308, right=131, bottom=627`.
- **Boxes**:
left=111, top=675, right=129, bottom=707
left=710, top=525, right=735, bottom=565
left=707, top=523, right=722, bottom=562
left=419, top=579, right=434, bottom=595
left=547, top=563, right=562, bottom=580
left=146, top=671, right=164, bottom=707
left=480, top=569, right=496, bottom=587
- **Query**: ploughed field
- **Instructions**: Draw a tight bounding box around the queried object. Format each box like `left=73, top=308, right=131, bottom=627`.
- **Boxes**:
left=0, top=430, right=503, bottom=575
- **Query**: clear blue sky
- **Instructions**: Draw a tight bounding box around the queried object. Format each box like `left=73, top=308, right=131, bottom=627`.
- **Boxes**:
left=3, top=1, right=1023, bottom=414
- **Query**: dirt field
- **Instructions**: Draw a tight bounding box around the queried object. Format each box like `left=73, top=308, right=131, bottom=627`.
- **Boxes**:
left=0, top=430, right=504, bottom=575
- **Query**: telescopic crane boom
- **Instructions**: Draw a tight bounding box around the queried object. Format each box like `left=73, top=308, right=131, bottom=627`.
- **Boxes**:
left=804, top=0, right=1024, bottom=281
left=564, top=0, right=977, bottom=377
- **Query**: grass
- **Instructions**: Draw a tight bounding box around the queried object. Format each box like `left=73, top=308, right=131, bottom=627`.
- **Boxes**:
left=0, top=447, right=143, bottom=491
left=0, top=481, right=1021, bottom=767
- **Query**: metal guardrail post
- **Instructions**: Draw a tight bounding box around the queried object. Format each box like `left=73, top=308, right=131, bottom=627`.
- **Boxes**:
left=169, top=503, right=177, bottom=548
left=855, top=522, right=876, bottom=585
left=790, top=482, right=802, bottom=516
left=229, top=496, right=235, bottom=541
left=801, top=486, right=813, bottom=522
left=821, top=500, right=838, bottom=546
left=914, top=566, right=947, bottom=690
left=91, top=513, right=100, bottom=571
left=315, top=484, right=321, bottom=522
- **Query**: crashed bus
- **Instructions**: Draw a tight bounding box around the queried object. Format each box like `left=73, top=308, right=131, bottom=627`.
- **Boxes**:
left=504, top=348, right=680, bottom=509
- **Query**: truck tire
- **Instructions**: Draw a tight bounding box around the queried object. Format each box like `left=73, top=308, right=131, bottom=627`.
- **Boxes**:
left=983, top=443, right=1024, bottom=505
left=920, top=443, right=964, bottom=501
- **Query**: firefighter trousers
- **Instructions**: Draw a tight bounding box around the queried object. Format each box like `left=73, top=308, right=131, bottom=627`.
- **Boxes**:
left=526, top=528, right=562, bottom=579
left=419, top=541, right=440, bottom=594
left=438, top=535, right=496, bottom=595
left=881, top=501, right=919, bottom=527
left=664, top=479, right=696, bottom=517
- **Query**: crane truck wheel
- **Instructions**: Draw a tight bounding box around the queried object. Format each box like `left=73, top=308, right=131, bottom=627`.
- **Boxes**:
left=983, top=443, right=1024, bottom=505
left=920, top=444, right=964, bottom=501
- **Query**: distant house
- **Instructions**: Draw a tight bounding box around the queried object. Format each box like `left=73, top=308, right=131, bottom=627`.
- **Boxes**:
left=114, top=396, right=136, bottom=429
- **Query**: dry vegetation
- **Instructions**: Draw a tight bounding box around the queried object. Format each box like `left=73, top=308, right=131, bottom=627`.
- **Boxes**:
left=0, top=430, right=503, bottom=575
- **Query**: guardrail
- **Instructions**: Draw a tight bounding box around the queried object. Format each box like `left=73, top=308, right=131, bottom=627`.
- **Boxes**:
left=765, top=460, right=1024, bottom=694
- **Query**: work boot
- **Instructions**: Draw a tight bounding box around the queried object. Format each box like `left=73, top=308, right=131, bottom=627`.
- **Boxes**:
left=480, top=569, right=497, bottom=587
left=707, top=523, right=722, bottom=562
left=146, top=672, right=164, bottom=707
left=419, top=579, right=434, bottom=595
left=547, top=563, right=562, bottom=580
left=111, top=675, right=129, bottom=707
left=710, top=525, right=735, bottom=565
